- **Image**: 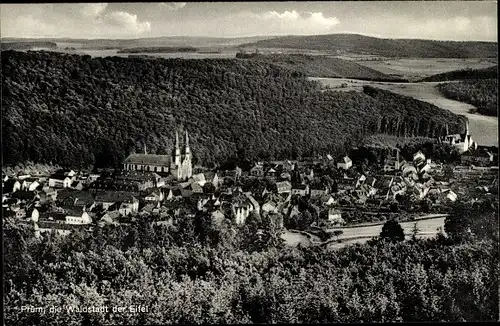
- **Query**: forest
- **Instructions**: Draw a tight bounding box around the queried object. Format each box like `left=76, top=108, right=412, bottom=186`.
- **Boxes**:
left=118, top=47, right=199, bottom=54
left=3, top=199, right=498, bottom=324
left=437, top=79, right=498, bottom=116
left=420, top=65, right=498, bottom=82
left=240, top=34, right=498, bottom=58
left=2, top=50, right=463, bottom=170
left=239, top=54, right=405, bottom=81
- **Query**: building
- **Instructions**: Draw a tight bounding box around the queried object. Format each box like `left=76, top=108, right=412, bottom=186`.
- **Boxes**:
left=337, top=156, right=352, bottom=170
left=276, top=181, right=292, bottom=194
left=439, top=121, right=477, bottom=154
left=123, top=130, right=192, bottom=181
left=460, top=148, right=494, bottom=166
left=48, top=174, right=72, bottom=188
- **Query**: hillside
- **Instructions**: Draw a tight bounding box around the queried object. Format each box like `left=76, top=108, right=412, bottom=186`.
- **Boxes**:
left=437, top=79, right=498, bottom=116
left=239, top=34, right=498, bottom=58
left=2, top=50, right=464, bottom=169
left=238, top=54, right=404, bottom=81
left=419, top=66, right=498, bottom=82
left=0, top=41, right=57, bottom=50
left=1, top=36, right=275, bottom=50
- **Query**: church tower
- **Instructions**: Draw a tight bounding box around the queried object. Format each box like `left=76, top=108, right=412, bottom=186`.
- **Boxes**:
left=182, top=130, right=193, bottom=179
left=174, top=131, right=181, bottom=166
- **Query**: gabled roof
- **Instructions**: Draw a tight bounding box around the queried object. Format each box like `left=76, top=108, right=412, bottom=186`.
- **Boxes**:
left=123, top=153, right=171, bottom=166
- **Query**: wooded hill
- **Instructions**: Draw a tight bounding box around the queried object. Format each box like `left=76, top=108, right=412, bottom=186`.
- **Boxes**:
left=3, top=198, right=499, bottom=324
left=240, top=34, right=498, bottom=58
left=419, top=65, right=498, bottom=82
left=2, top=50, right=464, bottom=169
left=437, top=79, right=498, bottom=116
left=238, top=54, right=404, bottom=81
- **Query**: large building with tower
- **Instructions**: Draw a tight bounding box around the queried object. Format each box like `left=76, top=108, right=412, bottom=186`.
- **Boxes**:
left=122, top=130, right=193, bottom=181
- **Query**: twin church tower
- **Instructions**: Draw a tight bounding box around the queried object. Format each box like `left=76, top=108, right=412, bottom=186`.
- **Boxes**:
left=122, top=130, right=192, bottom=181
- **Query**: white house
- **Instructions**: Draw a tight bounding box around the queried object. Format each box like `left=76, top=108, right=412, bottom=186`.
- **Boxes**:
left=326, top=208, right=345, bottom=225
left=337, top=156, right=352, bottom=170
left=49, top=175, right=72, bottom=188
left=276, top=181, right=292, bottom=194
left=446, top=190, right=458, bottom=202
left=65, top=210, right=92, bottom=225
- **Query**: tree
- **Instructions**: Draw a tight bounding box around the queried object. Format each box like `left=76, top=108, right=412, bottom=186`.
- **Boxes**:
left=380, top=219, right=405, bottom=242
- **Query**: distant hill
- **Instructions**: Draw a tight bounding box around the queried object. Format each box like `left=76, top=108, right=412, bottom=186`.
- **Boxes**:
left=2, top=50, right=463, bottom=169
left=1, top=36, right=275, bottom=50
left=237, top=54, right=405, bottom=81
left=1, top=41, right=57, bottom=50
left=118, top=46, right=199, bottom=54
left=419, top=66, right=498, bottom=82
left=239, top=34, right=498, bottom=58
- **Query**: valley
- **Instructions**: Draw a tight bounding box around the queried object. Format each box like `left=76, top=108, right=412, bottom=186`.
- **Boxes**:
left=311, top=77, right=498, bottom=147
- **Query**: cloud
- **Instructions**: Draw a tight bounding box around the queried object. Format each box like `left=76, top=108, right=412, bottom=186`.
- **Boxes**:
left=230, top=10, right=340, bottom=36
left=80, top=3, right=108, bottom=18
left=102, top=11, right=151, bottom=34
left=0, top=4, right=151, bottom=38
left=160, top=3, right=186, bottom=11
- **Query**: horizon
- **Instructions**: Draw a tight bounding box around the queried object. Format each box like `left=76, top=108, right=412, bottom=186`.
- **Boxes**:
left=1, top=2, right=497, bottom=42
left=2, top=32, right=498, bottom=43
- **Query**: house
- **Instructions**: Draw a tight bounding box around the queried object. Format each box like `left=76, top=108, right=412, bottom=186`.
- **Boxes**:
left=70, top=181, right=84, bottom=191
left=21, top=178, right=40, bottom=191
left=204, top=172, right=220, bottom=188
left=211, top=209, right=225, bottom=226
left=319, top=194, right=336, bottom=206
left=190, top=182, right=204, bottom=194
left=58, top=207, right=92, bottom=225
left=322, top=208, right=345, bottom=225
left=262, top=201, right=279, bottom=214
left=291, top=184, right=309, bottom=196
left=355, top=174, right=367, bottom=188
left=191, top=173, right=207, bottom=186
left=49, top=174, right=72, bottom=188
left=446, top=190, right=458, bottom=202
left=94, top=191, right=139, bottom=211
left=413, top=150, right=426, bottom=166
left=265, top=167, right=277, bottom=178
left=99, top=211, right=120, bottom=226
left=231, top=192, right=260, bottom=225
left=310, top=185, right=329, bottom=198
left=276, top=181, right=292, bottom=194
left=337, top=156, right=352, bottom=170
left=26, top=207, right=39, bottom=222
left=73, top=192, right=95, bottom=211
left=145, top=190, right=164, bottom=202
left=118, top=197, right=140, bottom=216
left=250, top=164, right=264, bottom=177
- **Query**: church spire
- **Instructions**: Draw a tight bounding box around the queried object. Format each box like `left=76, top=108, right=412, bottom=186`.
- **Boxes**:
left=465, top=120, right=469, bottom=136
left=174, top=131, right=181, bottom=165
left=184, top=130, right=191, bottom=156
left=144, top=142, right=147, bottom=155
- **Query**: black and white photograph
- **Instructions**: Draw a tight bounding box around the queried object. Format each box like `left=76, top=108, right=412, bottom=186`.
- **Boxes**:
left=1, top=1, right=498, bottom=324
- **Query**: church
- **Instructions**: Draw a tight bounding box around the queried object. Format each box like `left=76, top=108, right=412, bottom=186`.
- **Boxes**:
left=122, top=130, right=193, bottom=181
left=438, top=120, right=477, bottom=154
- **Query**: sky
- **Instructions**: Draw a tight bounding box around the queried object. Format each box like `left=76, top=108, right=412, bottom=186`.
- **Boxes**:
left=1, top=2, right=497, bottom=41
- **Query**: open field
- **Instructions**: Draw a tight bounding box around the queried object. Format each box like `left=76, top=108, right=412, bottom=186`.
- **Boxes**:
left=310, top=77, right=498, bottom=147
left=353, top=58, right=497, bottom=81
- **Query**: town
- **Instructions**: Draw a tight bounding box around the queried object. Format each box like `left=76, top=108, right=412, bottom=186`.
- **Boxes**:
left=2, top=123, right=498, bottom=245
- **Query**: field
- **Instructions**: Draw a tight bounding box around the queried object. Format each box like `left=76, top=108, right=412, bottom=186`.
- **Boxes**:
left=311, top=77, right=498, bottom=147
left=354, top=58, right=497, bottom=81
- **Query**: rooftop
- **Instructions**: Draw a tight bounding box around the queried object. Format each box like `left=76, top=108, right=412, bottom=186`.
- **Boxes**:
left=123, top=154, right=171, bottom=166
